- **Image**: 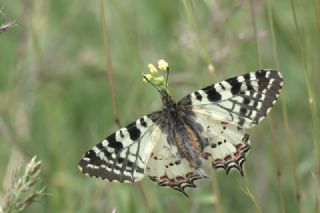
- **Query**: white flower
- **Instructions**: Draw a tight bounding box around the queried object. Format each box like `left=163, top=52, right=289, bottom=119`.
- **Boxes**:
left=143, top=74, right=153, bottom=83
left=157, top=59, right=169, bottom=71
left=148, top=64, right=158, bottom=75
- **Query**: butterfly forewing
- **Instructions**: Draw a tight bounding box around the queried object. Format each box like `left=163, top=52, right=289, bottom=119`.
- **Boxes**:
left=179, top=70, right=283, bottom=128
left=79, top=112, right=161, bottom=182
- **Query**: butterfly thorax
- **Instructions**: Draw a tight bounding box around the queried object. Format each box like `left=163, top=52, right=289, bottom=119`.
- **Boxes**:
left=161, top=92, right=204, bottom=169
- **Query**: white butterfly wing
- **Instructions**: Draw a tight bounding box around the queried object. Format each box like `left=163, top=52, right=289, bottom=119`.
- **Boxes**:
left=191, top=112, right=250, bottom=175
left=178, top=70, right=283, bottom=174
left=79, top=113, right=161, bottom=183
left=79, top=113, right=207, bottom=196
left=146, top=130, right=207, bottom=196
left=179, top=70, right=283, bottom=128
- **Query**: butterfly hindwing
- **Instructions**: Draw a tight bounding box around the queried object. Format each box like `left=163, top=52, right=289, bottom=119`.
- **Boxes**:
left=179, top=70, right=283, bottom=128
left=78, top=112, right=161, bottom=183
left=146, top=132, right=207, bottom=196
left=191, top=112, right=250, bottom=175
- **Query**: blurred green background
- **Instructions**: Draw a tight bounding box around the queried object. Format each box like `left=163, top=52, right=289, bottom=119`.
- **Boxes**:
left=0, top=0, right=319, bottom=212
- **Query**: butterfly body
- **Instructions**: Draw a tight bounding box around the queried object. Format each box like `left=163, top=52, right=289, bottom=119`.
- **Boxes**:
left=79, top=69, right=283, bottom=196
left=158, top=91, right=205, bottom=169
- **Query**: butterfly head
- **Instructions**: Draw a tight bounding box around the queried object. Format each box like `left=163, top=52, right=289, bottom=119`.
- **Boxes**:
left=143, top=59, right=174, bottom=99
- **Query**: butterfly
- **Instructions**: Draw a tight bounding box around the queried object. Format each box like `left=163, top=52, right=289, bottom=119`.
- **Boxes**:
left=78, top=65, right=283, bottom=196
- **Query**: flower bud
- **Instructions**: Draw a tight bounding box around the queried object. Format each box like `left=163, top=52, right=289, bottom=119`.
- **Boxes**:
left=143, top=74, right=153, bottom=83
left=148, top=64, right=158, bottom=75
left=157, top=59, right=169, bottom=72
left=153, top=76, right=165, bottom=86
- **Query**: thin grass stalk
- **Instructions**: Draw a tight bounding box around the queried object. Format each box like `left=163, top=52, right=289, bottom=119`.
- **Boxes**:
left=239, top=177, right=262, bottom=213
left=247, top=2, right=264, bottom=211
left=182, top=0, right=221, bottom=211
left=98, top=1, right=151, bottom=212
left=181, top=0, right=215, bottom=74
left=312, top=172, right=319, bottom=212
left=290, top=0, right=320, bottom=210
left=271, top=0, right=303, bottom=211
left=266, top=3, right=286, bottom=213
left=301, top=0, right=320, bottom=166
left=99, top=0, right=121, bottom=128
left=8, top=0, right=31, bottom=89
left=267, top=117, right=286, bottom=213
left=266, top=14, right=302, bottom=212
left=313, top=0, right=320, bottom=34
left=300, top=2, right=320, bottom=211
left=280, top=97, right=301, bottom=210
left=0, top=119, right=31, bottom=159
left=2, top=0, right=32, bottom=160
left=210, top=170, right=222, bottom=213
left=249, top=0, right=262, bottom=67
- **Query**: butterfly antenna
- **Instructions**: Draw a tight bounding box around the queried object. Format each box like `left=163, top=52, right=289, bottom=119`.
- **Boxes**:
left=165, top=67, right=170, bottom=91
left=143, top=76, right=163, bottom=95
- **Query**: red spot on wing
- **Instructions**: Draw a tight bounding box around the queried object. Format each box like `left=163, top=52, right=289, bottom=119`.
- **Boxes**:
left=221, top=121, right=229, bottom=125
left=160, top=175, right=168, bottom=181
left=224, top=155, right=232, bottom=161
left=236, top=144, right=243, bottom=150
left=202, top=152, right=211, bottom=159
left=214, top=159, right=222, bottom=164
left=186, top=172, right=194, bottom=178
left=169, top=179, right=176, bottom=184
left=234, top=152, right=240, bottom=159
left=176, top=176, right=185, bottom=181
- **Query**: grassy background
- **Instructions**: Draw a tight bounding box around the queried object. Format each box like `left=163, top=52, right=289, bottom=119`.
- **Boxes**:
left=0, top=0, right=319, bottom=212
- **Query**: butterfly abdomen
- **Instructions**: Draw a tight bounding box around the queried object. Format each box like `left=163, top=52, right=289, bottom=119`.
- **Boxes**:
left=172, top=120, right=204, bottom=168
left=161, top=94, right=205, bottom=168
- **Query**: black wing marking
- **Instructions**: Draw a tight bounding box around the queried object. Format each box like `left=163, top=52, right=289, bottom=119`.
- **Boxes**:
left=79, top=112, right=161, bottom=183
left=189, top=112, right=250, bottom=175
left=179, top=70, right=283, bottom=128
left=146, top=132, right=207, bottom=197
